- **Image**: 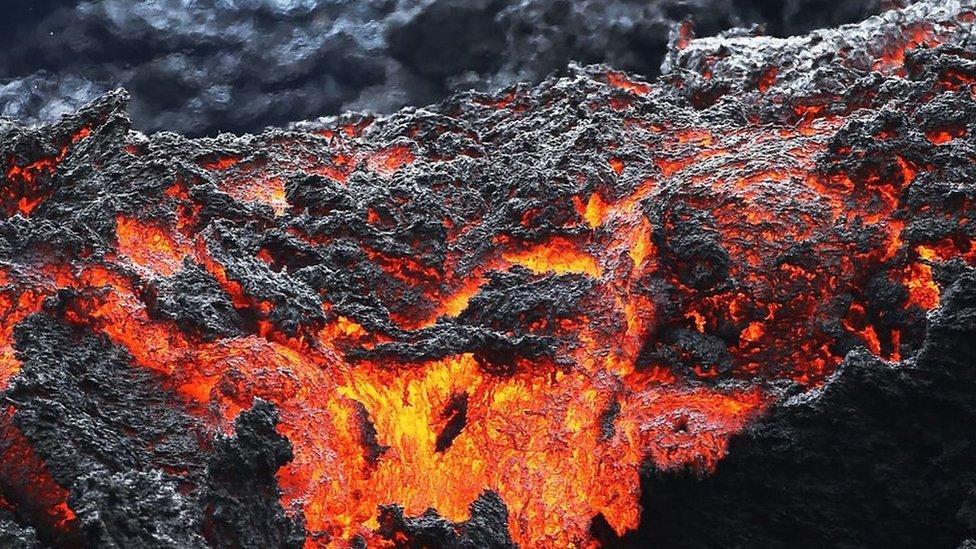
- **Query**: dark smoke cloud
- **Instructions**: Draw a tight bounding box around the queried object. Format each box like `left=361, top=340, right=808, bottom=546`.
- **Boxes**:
left=0, top=0, right=903, bottom=136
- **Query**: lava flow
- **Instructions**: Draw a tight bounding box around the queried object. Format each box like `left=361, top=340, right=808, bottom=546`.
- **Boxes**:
left=2, top=1, right=976, bottom=548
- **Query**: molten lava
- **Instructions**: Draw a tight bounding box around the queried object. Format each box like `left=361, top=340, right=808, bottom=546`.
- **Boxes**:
left=1, top=1, right=976, bottom=547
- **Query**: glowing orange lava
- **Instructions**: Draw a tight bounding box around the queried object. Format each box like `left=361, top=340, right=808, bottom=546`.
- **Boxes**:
left=2, top=6, right=975, bottom=544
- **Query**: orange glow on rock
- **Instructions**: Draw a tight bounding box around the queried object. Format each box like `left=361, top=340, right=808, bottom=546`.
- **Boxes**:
left=584, top=192, right=609, bottom=228
left=367, top=145, right=415, bottom=175
left=740, top=322, right=764, bottom=344
left=926, top=126, right=966, bottom=144
left=503, top=237, right=602, bottom=278
left=202, top=156, right=241, bottom=171
left=608, top=158, right=625, bottom=176
left=628, top=219, right=654, bottom=268
left=607, top=71, right=651, bottom=96
left=223, top=176, right=289, bottom=216
left=4, top=156, right=57, bottom=216
left=439, top=278, right=486, bottom=319
left=843, top=303, right=882, bottom=356
left=758, top=66, right=778, bottom=92
left=115, top=215, right=189, bottom=276
left=900, top=262, right=941, bottom=310
left=0, top=285, right=45, bottom=390
left=872, top=25, right=939, bottom=72
left=0, top=409, right=79, bottom=540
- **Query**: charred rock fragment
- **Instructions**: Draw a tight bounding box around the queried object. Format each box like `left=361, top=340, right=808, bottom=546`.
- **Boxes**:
left=434, top=391, right=468, bottom=453
left=150, top=260, right=245, bottom=341
left=377, top=491, right=515, bottom=549
left=352, top=401, right=389, bottom=465
left=201, top=400, right=306, bottom=549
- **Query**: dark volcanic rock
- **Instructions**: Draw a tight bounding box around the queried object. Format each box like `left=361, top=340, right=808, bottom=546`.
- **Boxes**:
left=8, top=312, right=207, bottom=493
left=611, top=273, right=976, bottom=547
left=201, top=399, right=306, bottom=549
left=0, top=510, right=40, bottom=549
left=4, top=312, right=304, bottom=548
left=70, top=470, right=206, bottom=549
left=377, top=491, right=516, bottom=549
left=7, top=312, right=208, bottom=547
left=151, top=260, right=245, bottom=341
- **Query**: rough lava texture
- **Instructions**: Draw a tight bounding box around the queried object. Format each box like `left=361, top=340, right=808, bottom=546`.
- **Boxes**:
left=1, top=0, right=976, bottom=547
left=201, top=399, right=306, bottom=549
left=6, top=312, right=302, bottom=548
left=615, top=273, right=976, bottom=548
left=376, top=491, right=516, bottom=549
left=1, top=0, right=904, bottom=136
